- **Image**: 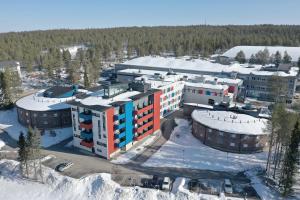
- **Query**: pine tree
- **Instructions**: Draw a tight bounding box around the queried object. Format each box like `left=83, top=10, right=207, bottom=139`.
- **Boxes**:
left=31, top=127, right=43, bottom=181
left=235, top=50, right=246, bottom=63
left=249, top=54, right=256, bottom=64
left=18, top=132, right=28, bottom=177
left=283, top=51, right=292, bottom=64
left=0, top=68, right=13, bottom=108
left=280, top=121, right=300, bottom=196
left=274, top=51, right=282, bottom=66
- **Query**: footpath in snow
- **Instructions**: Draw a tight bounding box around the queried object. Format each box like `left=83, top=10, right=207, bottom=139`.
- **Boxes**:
left=111, top=131, right=160, bottom=164
left=0, top=159, right=228, bottom=200
left=0, top=108, right=72, bottom=148
left=143, top=118, right=268, bottom=172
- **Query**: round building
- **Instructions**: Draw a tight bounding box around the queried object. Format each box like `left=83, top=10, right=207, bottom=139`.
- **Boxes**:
left=16, top=86, right=83, bottom=129
left=191, top=110, right=269, bottom=153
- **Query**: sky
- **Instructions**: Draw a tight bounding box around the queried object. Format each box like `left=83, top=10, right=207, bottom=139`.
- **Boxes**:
left=1, top=0, right=300, bottom=33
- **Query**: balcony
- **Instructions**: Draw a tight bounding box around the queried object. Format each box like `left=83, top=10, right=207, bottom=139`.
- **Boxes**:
left=79, top=112, right=92, bottom=121
left=136, top=113, right=153, bottom=124
left=80, top=121, right=92, bottom=130
left=115, top=131, right=126, bottom=139
left=81, top=131, right=93, bottom=140
left=115, top=140, right=126, bottom=148
left=80, top=141, right=94, bottom=148
left=114, top=122, right=126, bottom=130
left=114, top=113, right=126, bottom=121
left=135, top=104, right=153, bottom=115
left=137, top=121, right=153, bottom=133
left=135, top=129, right=153, bottom=141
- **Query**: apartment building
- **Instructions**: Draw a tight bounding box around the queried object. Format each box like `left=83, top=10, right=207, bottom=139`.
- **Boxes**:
left=68, top=83, right=161, bottom=159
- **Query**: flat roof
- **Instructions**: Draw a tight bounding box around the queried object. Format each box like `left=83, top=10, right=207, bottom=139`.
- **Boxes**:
left=120, top=56, right=298, bottom=77
left=185, top=82, right=228, bottom=90
left=16, top=90, right=74, bottom=111
left=191, top=110, right=268, bottom=135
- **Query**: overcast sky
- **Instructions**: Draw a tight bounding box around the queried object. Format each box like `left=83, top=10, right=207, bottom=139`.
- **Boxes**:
left=1, top=0, right=300, bottom=33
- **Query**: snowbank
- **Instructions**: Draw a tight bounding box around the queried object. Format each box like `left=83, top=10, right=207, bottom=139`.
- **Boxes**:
left=0, top=159, right=224, bottom=200
left=0, top=139, right=5, bottom=150
left=0, top=109, right=72, bottom=148
left=143, top=119, right=267, bottom=172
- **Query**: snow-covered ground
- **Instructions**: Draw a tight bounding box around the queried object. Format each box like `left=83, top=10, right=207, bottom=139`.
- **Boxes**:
left=0, top=159, right=232, bottom=200
left=0, top=108, right=72, bottom=148
left=143, top=119, right=268, bottom=172
left=111, top=131, right=160, bottom=164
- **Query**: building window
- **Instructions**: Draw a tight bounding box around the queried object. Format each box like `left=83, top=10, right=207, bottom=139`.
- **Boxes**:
left=97, top=148, right=102, bottom=153
left=33, top=113, right=37, bottom=117
left=219, top=131, right=223, bottom=136
left=192, top=89, right=195, bottom=93
left=102, top=115, right=106, bottom=131
left=208, top=128, right=212, bottom=133
left=97, top=141, right=107, bottom=147
left=206, top=91, right=211, bottom=96
left=243, top=144, right=248, bottom=148
left=231, top=134, right=236, bottom=138
left=53, top=113, right=58, bottom=117
left=98, top=120, right=101, bottom=139
left=44, top=121, right=48, bottom=125
left=230, top=142, right=235, bottom=147
left=43, top=113, right=47, bottom=117
left=198, top=90, right=203, bottom=94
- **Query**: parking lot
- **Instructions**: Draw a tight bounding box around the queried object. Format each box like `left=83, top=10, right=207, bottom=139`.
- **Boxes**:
left=188, top=178, right=260, bottom=199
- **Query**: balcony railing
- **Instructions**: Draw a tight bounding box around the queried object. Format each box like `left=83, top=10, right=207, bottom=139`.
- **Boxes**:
left=135, top=104, right=153, bottom=115
left=135, top=129, right=153, bottom=141
left=80, top=131, right=93, bottom=140
left=80, top=141, right=94, bottom=148
left=79, top=112, right=92, bottom=121
left=114, top=122, right=126, bottom=130
left=137, top=121, right=153, bottom=133
left=79, top=121, right=93, bottom=130
left=136, top=113, right=154, bottom=124
left=114, top=113, right=126, bottom=121
left=115, top=140, right=126, bottom=148
left=115, top=131, right=126, bottom=139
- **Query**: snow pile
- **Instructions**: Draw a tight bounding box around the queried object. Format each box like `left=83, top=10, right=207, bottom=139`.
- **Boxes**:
left=143, top=119, right=267, bottom=172
left=0, top=139, right=5, bottom=150
left=112, top=132, right=159, bottom=164
left=0, top=159, right=222, bottom=200
left=0, top=109, right=72, bottom=148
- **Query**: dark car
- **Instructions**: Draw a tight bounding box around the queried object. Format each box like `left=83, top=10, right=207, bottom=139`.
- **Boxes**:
left=55, top=162, right=73, bottom=172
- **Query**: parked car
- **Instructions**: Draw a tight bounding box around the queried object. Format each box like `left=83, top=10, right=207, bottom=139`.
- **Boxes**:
left=161, top=177, right=172, bottom=191
left=224, top=179, right=233, bottom=194
left=55, top=162, right=73, bottom=172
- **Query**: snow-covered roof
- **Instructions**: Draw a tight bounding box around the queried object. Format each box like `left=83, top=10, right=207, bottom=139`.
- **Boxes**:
left=121, top=56, right=298, bottom=77
left=78, top=91, right=141, bottom=107
left=192, top=110, right=268, bottom=135
left=222, top=46, right=300, bottom=62
left=185, top=82, right=228, bottom=90
left=16, top=90, right=75, bottom=111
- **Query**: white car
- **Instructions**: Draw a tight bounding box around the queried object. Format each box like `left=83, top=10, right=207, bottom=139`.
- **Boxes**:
left=224, top=179, right=233, bottom=194
left=161, top=177, right=172, bottom=191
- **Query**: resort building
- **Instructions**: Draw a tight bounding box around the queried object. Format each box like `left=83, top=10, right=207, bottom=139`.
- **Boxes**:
left=68, top=83, right=161, bottom=159
left=16, top=85, right=87, bottom=129
left=191, top=110, right=269, bottom=153
left=116, top=56, right=298, bottom=102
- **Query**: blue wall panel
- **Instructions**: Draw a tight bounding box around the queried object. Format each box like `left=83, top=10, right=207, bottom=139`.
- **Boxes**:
left=125, top=101, right=134, bottom=144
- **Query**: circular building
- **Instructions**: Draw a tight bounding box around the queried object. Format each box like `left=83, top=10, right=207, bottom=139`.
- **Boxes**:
left=16, top=86, right=84, bottom=129
left=191, top=110, right=269, bottom=153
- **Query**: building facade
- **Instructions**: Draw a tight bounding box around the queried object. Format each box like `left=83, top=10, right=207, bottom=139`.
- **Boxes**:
left=191, top=110, right=269, bottom=153
left=183, top=82, right=232, bottom=106
left=68, top=84, right=161, bottom=159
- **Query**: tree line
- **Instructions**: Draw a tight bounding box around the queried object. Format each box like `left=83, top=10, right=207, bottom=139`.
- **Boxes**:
left=1, top=25, right=300, bottom=72
left=235, top=49, right=299, bottom=66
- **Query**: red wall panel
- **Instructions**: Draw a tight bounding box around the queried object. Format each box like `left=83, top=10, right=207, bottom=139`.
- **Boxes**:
left=153, top=91, right=162, bottom=131
left=106, top=107, right=115, bottom=159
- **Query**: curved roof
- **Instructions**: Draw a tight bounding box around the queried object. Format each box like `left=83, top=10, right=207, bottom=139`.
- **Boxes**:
left=16, top=90, right=76, bottom=111
left=191, top=110, right=268, bottom=135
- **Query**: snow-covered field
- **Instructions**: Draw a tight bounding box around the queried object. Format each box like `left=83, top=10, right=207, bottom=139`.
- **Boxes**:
left=143, top=119, right=268, bottom=172
left=0, top=108, right=72, bottom=148
left=111, top=131, right=160, bottom=164
left=0, top=159, right=228, bottom=200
